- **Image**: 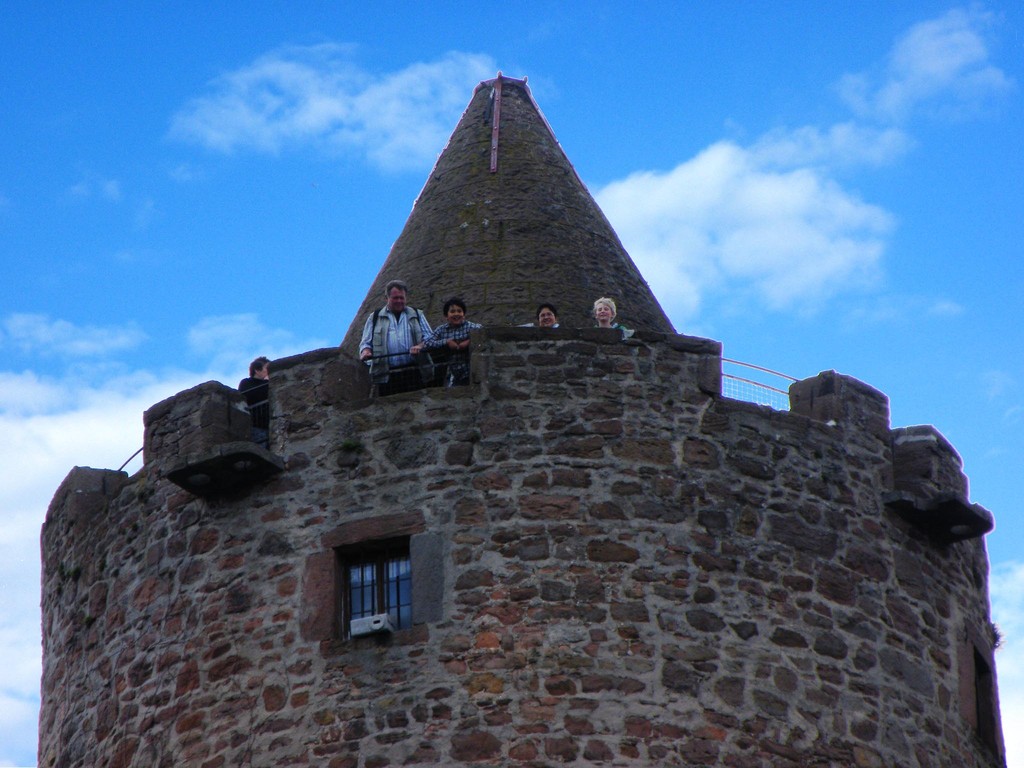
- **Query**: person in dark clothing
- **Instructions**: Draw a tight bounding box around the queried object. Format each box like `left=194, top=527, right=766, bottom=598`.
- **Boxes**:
left=238, top=356, right=270, bottom=448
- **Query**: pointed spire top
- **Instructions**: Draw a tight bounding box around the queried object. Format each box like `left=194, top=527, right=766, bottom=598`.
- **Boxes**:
left=341, top=75, right=673, bottom=352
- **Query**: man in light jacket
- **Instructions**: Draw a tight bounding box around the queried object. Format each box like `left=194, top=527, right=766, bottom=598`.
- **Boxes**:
left=358, top=279, right=433, bottom=396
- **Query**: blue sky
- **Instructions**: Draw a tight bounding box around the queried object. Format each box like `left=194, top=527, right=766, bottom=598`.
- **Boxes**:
left=1, top=2, right=1022, bottom=765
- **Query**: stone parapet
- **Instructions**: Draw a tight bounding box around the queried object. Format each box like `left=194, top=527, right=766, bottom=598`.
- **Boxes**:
left=892, top=424, right=969, bottom=500
left=789, top=369, right=891, bottom=440
left=45, top=466, right=130, bottom=526
left=886, top=425, right=992, bottom=544
left=143, top=380, right=251, bottom=465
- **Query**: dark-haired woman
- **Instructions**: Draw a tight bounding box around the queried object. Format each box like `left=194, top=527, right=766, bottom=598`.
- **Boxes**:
left=411, top=297, right=482, bottom=387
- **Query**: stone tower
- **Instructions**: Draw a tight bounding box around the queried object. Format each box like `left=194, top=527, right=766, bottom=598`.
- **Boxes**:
left=40, top=75, right=1004, bottom=767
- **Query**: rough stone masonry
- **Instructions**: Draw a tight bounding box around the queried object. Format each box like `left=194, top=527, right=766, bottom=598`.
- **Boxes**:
left=40, top=326, right=1004, bottom=767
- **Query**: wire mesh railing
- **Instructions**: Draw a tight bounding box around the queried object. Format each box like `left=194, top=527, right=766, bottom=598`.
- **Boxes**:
left=721, top=357, right=797, bottom=411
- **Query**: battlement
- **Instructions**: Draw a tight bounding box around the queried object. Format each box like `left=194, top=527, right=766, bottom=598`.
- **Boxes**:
left=40, top=328, right=1002, bottom=767
left=128, top=328, right=989, bottom=544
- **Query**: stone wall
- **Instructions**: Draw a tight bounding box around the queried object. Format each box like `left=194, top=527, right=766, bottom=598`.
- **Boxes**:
left=39, top=328, right=1003, bottom=767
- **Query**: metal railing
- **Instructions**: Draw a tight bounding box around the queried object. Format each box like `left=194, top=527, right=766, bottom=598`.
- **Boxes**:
left=368, top=350, right=470, bottom=395
left=118, top=447, right=143, bottom=472
left=372, top=352, right=799, bottom=411
left=722, top=358, right=797, bottom=411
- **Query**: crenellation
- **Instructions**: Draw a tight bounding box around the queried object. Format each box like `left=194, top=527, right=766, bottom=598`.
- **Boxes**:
left=892, top=424, right=969, bottom=500
left=144, top=381, right=252, bottom=464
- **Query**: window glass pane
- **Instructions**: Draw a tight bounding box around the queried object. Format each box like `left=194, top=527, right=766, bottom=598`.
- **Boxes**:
left=349, top=561, right=377, bottom=619
left=397, top=567, right=411, bottom=606
left=390, top=557, right=410, bottom=579
left=385, top=555, right=412, bottom=628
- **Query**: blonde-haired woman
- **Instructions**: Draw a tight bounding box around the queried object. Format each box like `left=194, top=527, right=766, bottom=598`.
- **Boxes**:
left=593, top=297, right=634, bottom=339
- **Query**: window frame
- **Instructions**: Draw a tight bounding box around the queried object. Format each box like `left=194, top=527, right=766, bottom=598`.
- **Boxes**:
left=957, top=623, right=1004, bottom=760
left=338, top=537, right=412, bottom=636
left=300, top=511, right=443, bottom=646
left=972, top=646, right=998, bottom=755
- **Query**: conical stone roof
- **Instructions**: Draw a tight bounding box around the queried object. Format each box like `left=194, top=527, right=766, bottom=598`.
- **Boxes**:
left=340, top=74, right=674, bottom=352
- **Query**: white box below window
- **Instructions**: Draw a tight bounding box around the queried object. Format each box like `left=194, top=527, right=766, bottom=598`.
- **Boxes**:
left=350, top=613, right=394, bottom=637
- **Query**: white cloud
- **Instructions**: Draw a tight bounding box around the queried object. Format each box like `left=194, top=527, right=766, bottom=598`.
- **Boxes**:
left=168, top=163, right=203, bottom=183
left=1, top=314, right=146, bottom=359
left=0, top=371, right=67, bottom=417
left=66, top=180, right=90, bottom=198
left=927, top=299, right=964, bottom=317
left=134, top=197, right=157, bottom=230
left=0, top=374, right=196, bottom=768
left=100, top=179, right=122, bottom=202
left=839, top=7, right=1013, bottom=123
left=0, top=310, right=325, bottom=766
left=66, top=175, right=123, bottom=203
left=596, top=139, right=893, bottom=320
left=186, top=313, right=328, bottom=375
left=171, top=46, right=497, bottom=171
left=595, top=7, right=1013, bottom=324
left=1003, top=406, right=1023, bottom=426
left=0, top=627, right=42, bottom=701
left=982, top=370, right=1015, bottom=401
left=750, top=123, right=912, bottom=170
left=992, top=561, right=1024, bottom=767
left=0, top=690, right=38, bottom=768
left=112, top=249, right=138, bottom=264
left=839, top=294, right=968, bottom=329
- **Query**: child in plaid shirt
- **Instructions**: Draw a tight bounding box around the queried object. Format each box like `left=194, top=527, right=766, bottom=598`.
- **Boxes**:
left=411, top=297, right=482, bottom=387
